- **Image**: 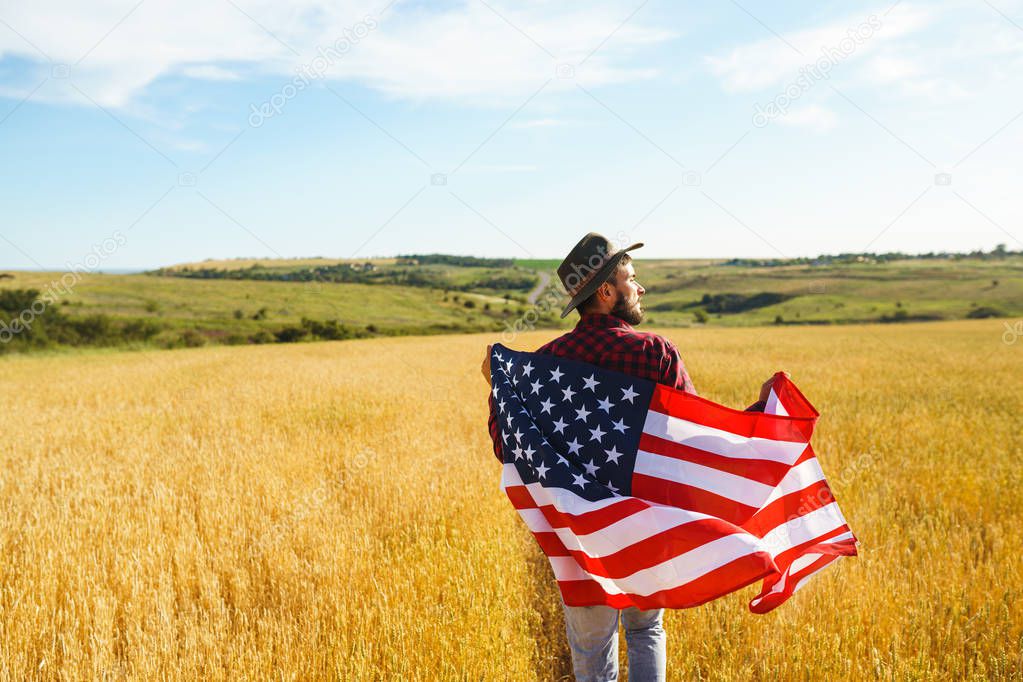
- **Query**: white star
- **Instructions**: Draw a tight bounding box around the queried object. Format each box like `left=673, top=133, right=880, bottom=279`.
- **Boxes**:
left=571, top=473, right=588, bottom=489
left=492, top=385, right=499, bottom=399
left=556, top=453, right=569, bottom=466
left=530, top=380, right=543, bottom=395
left=588, top=424, right=605, bottom=443
left=583, top=375, right=600, bottom=392
left=621, top=385, right=639, bottom=403
left=539, top=398, right=555, bottom=414
left=611, top=418, right=628, bottom=434
left=561, top=385, right=576, bottom=402
left=597, top=396, right=613, bottom=414
left=607, top=482, right=620, bottom=495
left=550, top=366, right=564, bottom=383
left=566, top=438, right=583, bottom=455
left=575, top=404, right=591, bottom=423
left=512, top=429, right=523, bottom=442
left=512, top=444, right=524, bottom=460
left=497, top=399, right=506, bottom=412
left=552, top=418, right=568, bottom=434
left=493, top=350, right=504, bottom=363
left=605, top=446, right=623, bottom=465
left=504, top=360, right=514, bottom=374
left=523, top=444, right=536, bottom=459
left=504, top=414, right=513, bottom=428
left=522, top=361, right=534, bottom=377
left=583, top=459, right=599, bottom=476
left=536, top=462, right=550, bottom=479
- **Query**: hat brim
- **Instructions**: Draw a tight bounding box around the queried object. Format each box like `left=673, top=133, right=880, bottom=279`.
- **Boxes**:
left=559, top=242, right=644, bottom=318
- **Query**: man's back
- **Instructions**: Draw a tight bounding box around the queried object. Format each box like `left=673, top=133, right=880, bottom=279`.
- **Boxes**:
left=534, top=313, right=694, bottom=393
left=488, top=313, right=695, bottom=462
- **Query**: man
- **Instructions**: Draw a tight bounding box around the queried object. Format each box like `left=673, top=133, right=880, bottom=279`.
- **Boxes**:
left=482, top=233, right=782, bottom=682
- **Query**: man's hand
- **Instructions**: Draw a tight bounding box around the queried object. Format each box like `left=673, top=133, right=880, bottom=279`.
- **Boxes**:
left=481, top=344, right=493, bottom=387
left=757, top=371, right=790, bottom=403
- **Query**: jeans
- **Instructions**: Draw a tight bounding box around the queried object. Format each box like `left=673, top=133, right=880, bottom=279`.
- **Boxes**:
left=561, top=604, right=666, bottom=681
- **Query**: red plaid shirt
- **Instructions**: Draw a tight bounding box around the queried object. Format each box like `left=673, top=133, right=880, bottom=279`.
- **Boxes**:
left=487, top=313, right=766, bottom=461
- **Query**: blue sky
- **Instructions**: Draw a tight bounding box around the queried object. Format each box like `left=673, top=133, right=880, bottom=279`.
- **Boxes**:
left=1, top=0, right=1022, bottom=269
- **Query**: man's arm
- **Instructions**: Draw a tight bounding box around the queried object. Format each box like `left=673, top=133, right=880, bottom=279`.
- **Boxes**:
left=482, top=345, right=504, bottom=462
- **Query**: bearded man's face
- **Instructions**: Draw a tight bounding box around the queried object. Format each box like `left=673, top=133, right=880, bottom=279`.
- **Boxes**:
left=610, top=263, right=645, bottom=325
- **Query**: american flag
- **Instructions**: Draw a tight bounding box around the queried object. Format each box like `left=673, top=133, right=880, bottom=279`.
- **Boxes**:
left=490, top=343, right=857, bottom=613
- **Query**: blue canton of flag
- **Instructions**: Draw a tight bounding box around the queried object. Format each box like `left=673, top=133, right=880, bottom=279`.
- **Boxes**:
left=490, top=344, right=653, bottom=501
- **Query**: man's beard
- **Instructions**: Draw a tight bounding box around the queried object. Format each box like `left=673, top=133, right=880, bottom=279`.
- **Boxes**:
left=611, top=291, right=644, bottom=325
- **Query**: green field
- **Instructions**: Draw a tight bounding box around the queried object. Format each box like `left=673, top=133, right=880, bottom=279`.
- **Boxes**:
left=1, top=253, right=1021, bottom=352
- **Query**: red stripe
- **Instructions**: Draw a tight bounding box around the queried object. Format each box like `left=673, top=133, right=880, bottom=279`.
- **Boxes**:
left=649, top=384, right=816, bottom=442
left=749, top=554, right=839, bottom=614
left=638, top=432, right=792, bottom=486
left=558, top=552, right=777, bottom=610
left=768, top=375, right=819, bottom=419
left=742, top=479, right=835, bottom=537
left=770, top=524, right=856, bottom=570
left=631, top=473, right=758, bottom=526
left=548, top=518, right=755, bottom=580
left=505, top=484, right=649, bottom=534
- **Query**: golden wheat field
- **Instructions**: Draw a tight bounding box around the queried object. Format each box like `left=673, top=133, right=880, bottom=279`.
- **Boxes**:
left=0, top=320, right=1020, bottom=680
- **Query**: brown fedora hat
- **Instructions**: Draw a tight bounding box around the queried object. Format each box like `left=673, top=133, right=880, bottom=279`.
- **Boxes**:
left=556, top=232, right=643, bottom=318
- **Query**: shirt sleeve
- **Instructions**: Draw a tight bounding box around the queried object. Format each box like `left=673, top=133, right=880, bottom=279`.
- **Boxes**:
left=660, top=340, right=697, bottom=395
left=487, top=392, right=504, bottom=462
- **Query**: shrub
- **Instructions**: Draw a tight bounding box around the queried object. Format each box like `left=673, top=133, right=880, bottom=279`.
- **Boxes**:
left=966, top=306, right=1004, bottom=319
left=180, top=329, right=206, bottom=347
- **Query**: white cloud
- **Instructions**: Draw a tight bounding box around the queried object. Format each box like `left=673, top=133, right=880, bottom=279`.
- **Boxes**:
left=777, top=104, right=837, bottom=132
left=0, top=0, right=674, bottom=109
left=704, top=4, right=934, bottom=93
left=180, top=65, right=242, bottom=81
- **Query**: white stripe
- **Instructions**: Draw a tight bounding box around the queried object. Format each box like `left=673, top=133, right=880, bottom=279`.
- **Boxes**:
left=787, top=552, right=823, bottom=575
left=791, top=558, right=837, bottom=594
left=759, top=502, right=847, bottom=557
left=758, top=457, right=827, bottom=509
left=541, top=504, right=718, bottom=558
left=643, top=411, right=808, bottom=465
left=548, top=531, right=769, bottom=597
left=764, top=388, right=788, bottom=416
left=634, top=450, right=775, bottom=508
left=502, top=464, right=633, bottom=514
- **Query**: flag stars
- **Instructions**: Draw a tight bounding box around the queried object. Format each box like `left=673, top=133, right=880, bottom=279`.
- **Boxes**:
left=539, top=398, right=555, bottom=414
left=552, top=418, right=568, bottom=434
left=604, top=446, right=622, bottom=465
left=588, top=424, right=606, bottom=443
left=523, top=444, right=536, bottom=459
left=566, top=438, right=583, bottom=455
left=522, top=361, right=534, bottom=378
left=611, top=418, right=628, bottom=435
left=621, top=385, right=639, bottom=403
left=574, top=404, right=591, bottom=423
left=550, top=366, right=564, bottom=384
left=597, top=396, right=613, bottom=414
left=530, top=380, right=543, bottom=395
left=582, top=375, right=600, bottom=392
left=492, top=385, right=499, bottom=399
left=512, top=429, right=523, bottom=442
left=607, top=482, right=620, bottom=495
left=571, top=472, right=588, bottom=489
left=583, top=459, right=599, bottom=476
left=561, top=385, right=576, bottom=402
left=536, top=462, right=550, bottom=479
left=512, top=444, right=524, bottom=460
